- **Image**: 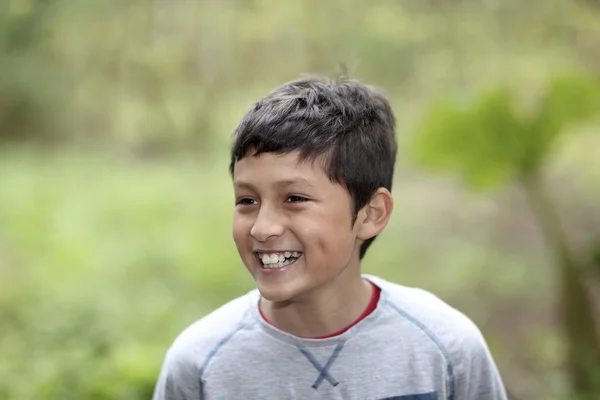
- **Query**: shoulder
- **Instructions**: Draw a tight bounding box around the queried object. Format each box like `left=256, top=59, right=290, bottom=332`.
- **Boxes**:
left=365, top=276, right=507, bottom=398
left=152, top=290, right=259, bottom=399
left=367, top=275, right=494, bottom=365
left=162, top=290, right=258, bottom=373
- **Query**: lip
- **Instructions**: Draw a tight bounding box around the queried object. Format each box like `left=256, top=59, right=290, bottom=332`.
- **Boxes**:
left=253, top=250, right=302, bottom=254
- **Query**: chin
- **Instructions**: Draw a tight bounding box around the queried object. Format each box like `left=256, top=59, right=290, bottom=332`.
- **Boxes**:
left=257, top=286, right=293, bottom=303
left=255, top=280, right=303, bottom=303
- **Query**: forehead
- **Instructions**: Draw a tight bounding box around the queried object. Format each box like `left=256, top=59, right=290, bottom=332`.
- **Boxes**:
left=233, top=152, right=329, bottom=186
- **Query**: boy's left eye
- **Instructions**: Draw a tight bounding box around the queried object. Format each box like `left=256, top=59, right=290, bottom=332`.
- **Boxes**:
left=286, top=195, right=308, bottom=203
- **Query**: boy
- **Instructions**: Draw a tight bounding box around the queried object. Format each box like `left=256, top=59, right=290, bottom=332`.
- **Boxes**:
left=152, top=76, right=508, bottom=399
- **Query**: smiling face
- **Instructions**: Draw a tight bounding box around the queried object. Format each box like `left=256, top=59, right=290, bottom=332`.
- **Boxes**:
left=232, top=151, right=364, bottom=303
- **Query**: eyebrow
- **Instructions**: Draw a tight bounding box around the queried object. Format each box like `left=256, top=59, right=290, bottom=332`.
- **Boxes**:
left=234, top=178, right=315, bottom=190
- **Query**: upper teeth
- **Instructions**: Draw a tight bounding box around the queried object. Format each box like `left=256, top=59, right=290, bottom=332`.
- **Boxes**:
left=260, top=252, right=300, bottom=264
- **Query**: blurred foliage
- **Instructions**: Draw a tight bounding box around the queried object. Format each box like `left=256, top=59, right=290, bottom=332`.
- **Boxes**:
left=1, top=0, right=598, bottom=151
left=0, top=151, right=249, bottom=398
left=412, top=74, right=600, bottom=188
left=412, top=72, right=600, bottom=397
left=2, top=0, right=600, bottom=399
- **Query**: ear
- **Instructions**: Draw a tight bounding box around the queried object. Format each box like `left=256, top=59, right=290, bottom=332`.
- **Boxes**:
left=356, top=188, right=394, bottom=241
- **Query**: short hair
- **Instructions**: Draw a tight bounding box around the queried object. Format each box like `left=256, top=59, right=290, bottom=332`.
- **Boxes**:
left=229, top=76, right=397, bottom=259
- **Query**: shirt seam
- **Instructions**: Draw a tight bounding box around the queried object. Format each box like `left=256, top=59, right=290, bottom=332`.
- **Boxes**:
left=383, top=299, right=456, bottom=400
left=197, top=319, right=249, bottom=382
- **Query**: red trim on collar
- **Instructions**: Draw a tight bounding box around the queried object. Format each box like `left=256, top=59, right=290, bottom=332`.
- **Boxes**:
left=259, top=282, right=381, bottom=339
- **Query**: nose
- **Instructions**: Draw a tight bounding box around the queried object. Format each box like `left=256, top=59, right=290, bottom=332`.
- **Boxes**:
left=250, top=205, right=285, bottom=242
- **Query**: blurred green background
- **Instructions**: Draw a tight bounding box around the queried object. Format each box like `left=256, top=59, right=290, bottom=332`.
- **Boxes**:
left=1, top=0, right=600, bottom=399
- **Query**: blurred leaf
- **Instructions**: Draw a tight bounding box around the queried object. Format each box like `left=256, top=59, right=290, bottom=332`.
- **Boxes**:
left=412, top=73, right=600, bottom=190
left=526, top=74, right=600, bottom=170
left=412, top=87, right=524, bottom=190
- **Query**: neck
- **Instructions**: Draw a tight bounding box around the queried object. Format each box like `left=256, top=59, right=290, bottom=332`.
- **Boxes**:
left=259, top=268, right=373, bottom=338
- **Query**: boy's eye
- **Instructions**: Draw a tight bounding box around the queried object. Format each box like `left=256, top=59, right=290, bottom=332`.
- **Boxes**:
left=286, top=195, right=308, bottom=203
left=236, top=198, right=258, bottom=206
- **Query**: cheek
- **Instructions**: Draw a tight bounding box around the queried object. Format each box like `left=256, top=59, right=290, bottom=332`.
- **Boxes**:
left=299, top=211, right=354, bottom=256
left=232, top=214, right=252, bottom=245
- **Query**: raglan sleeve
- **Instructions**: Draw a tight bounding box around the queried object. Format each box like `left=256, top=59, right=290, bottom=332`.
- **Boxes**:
left=152, top=347, right=203, bottom=400
left=450, top=320, right=508, bottom=400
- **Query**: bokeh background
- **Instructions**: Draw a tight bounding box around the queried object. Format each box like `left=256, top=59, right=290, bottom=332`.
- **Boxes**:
left=1, top=0, right=600, bottom=399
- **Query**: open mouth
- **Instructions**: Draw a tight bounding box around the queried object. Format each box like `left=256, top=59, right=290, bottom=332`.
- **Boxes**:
left=256, top=251, right=302, bottom=269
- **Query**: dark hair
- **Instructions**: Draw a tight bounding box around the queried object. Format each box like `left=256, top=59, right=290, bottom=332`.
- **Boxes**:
left=229, top=76, right=397, bottom=259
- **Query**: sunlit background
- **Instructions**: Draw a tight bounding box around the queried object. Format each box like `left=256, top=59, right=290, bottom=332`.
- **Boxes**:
left=1, top=1, right=600, bottom=399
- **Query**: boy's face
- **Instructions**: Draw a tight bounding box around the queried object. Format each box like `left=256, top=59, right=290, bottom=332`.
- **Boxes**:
left=232, top=151, right=362, bottom=303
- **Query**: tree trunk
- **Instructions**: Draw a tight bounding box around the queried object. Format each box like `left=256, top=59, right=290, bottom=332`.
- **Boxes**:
left=521, top=171, right=600, bottom=397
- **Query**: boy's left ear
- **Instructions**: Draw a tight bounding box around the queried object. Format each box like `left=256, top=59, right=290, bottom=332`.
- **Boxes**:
left=356, top=188, right=394, bottom=240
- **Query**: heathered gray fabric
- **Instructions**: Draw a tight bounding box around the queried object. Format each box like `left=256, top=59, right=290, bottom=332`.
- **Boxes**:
left=152, top=275, right=507, bottom=400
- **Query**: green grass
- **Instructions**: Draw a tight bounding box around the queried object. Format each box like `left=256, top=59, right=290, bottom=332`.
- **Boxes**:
left=0, top=147, right=252, bottom=399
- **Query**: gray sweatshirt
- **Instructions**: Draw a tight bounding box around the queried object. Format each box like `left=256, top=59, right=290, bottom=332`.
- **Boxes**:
left=152, top=275, right=508, bottom=400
